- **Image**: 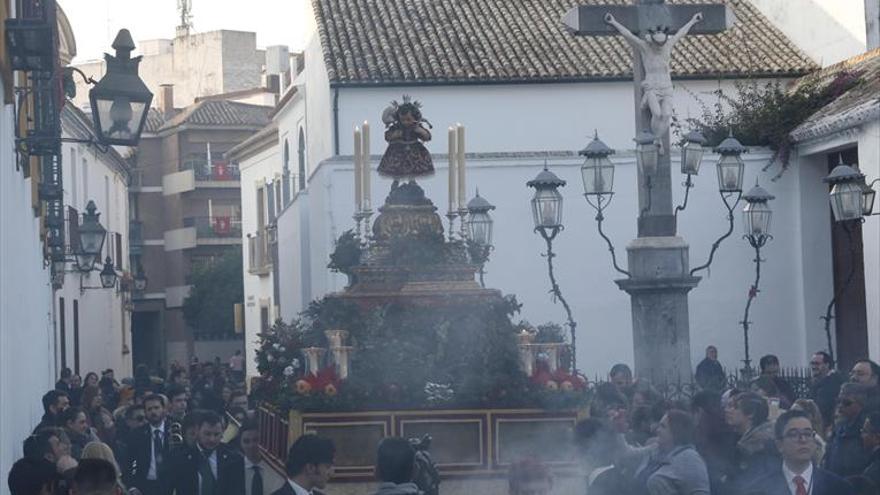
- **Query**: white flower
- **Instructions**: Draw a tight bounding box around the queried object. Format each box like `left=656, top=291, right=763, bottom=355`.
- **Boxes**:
left=273, top=343, right=281, bottom=350
left=291, top=358, right=300, bottom=368
left=267, top=355, right=274, bottom=362
left=279, top=346, right=286, bottom=353
left=283, top=366, right=295, bottom=377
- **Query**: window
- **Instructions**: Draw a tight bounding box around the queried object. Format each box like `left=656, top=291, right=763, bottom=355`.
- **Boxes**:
left=70, top=148, right=78, bottom=208
left=256, top=186, right=266, bottom=230
left=73, top=300, right=80, bottom=375
left=82, top=158, right=89, bottom=203
left=282, top=139, right=291, bottom=204
left=297, top=127, right=306, bottom=191
left=59, top=297, right=66, bottom=370
left=275, top=177, right=282, bottom=213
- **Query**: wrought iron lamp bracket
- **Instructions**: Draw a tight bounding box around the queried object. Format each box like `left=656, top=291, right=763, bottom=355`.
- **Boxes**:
left=690, top=190, right=742, bottom=276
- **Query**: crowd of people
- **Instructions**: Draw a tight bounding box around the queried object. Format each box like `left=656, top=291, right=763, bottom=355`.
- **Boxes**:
left=575, top=349, right=880, bottom=494
left=7, top=349, right=880, bottom=495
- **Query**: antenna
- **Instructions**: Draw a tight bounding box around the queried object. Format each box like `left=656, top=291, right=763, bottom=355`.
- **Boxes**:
left=176, top=0, right=193, bottom=37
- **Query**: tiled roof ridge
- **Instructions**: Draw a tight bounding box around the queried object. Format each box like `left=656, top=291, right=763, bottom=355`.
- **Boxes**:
left=311, top=0, right=818, bottom=85
left=157, top=99, right=272, bottom=131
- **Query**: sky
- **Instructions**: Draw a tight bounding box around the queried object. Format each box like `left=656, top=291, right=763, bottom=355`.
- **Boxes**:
left=60, top=0, right=309, bottom=63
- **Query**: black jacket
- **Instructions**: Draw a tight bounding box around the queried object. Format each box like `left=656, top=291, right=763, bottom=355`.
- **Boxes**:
left=268, top=481, right=295, bottom=495
left=695, top=358, right=726, bottom=391
left=122, top=422, right=173, bottom=490
left=808, top=372, right=846, bottom=426
left=744, top=463, right=853, bottom=495
left=161, top=444, right=244, bottom=495
left=824, top=413, right=871, bottom=477
left=33, top=413, right=57, bottom=433
left=863, top=448, right=880, bottom=488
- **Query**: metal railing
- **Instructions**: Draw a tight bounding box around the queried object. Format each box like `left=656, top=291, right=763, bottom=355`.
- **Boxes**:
left=248, top=230, right=272, bottom=274
left=183, top=216, right=242, bottom=238
left=180, top=158, right=240, bottom=181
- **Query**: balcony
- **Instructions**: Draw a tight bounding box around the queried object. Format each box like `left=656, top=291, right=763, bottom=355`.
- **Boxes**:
left=181, top=158, right=240, bottom=184
left=248, top=230, right=272, bottom=276
left=183, top=216, right=243, bottom=245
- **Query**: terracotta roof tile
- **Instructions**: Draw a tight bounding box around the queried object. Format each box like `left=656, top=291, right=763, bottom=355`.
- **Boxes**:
left=312, top=0, right=817, bottom=85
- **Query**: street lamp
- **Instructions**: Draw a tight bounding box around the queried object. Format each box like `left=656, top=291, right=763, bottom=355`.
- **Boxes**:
left=739, top=183, right=775, bottom=378
left=824, top=163, right=865, bottom=222
left=133, top=264, right=148, bottom=292
left=862, top=179, right=877, bottom=217
left=526, top=165, right=578, bottom=372
left=99, top=257, right=118, bottom=289
left=465, top=191, right=495, bottom=287
left=690, top=133, right=749, bottom=276
left=634, top=130, right=659, bottom=175
left=714, top=134, right=747, bottom=193
left=820, top=160, right=869, bottom=362
left=76, top=200, right=107, bottom=272
left=580, top=133, right=630, bottom=278
left=527, top=165, right=566, bottom=240
left=88, top=29, right=153, bottom=147
left=580, top=131, right=615, bottom=198
left=681, top=130, right=707, bottom=175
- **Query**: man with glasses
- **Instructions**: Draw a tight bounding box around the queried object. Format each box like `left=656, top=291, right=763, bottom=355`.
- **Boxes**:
left=861, top=411, right=880, bottom=487
left=747, top=409, right=853, bottom=494
left=824, top=383, right=871, bottom=478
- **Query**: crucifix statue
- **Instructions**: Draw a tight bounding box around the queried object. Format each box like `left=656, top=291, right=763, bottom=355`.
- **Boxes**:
left=563, top=1, right=735, bottom=380
left=604, top=11, right=703, bottom=153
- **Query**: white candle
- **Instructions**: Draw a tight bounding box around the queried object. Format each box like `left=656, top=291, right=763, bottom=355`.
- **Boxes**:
left=456, top=124, right=466, bottom=210
left=362, top=121, right=371, bottom=210
left=354, top=126, right=362, bottom=212
left=448, top=127, right=457, bottom=212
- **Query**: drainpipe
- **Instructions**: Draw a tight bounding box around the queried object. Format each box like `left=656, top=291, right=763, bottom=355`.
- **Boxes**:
left=333, top=88, right=340, bottom=156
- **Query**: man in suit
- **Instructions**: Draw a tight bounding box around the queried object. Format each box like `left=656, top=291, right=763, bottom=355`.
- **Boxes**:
left=34, top=390, right=70, bottom=432
left=808, top=351, right=846, bottom=427
left=862, top=411, right=880, bottom=487
left=236, top=420, right=283, bottom=495
left=123, top=393, right=171, bottom=495
left=162, top=410, right=244, bottom=495
left=745, top=409, right=853, bottom=495
left=270, top=434, right=335, bottom=495
left=824, top=383, right=872, bottom=477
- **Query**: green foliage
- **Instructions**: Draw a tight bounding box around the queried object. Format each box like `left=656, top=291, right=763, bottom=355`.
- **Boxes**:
left=387, top=231, right=464, bottom=266
left=682, top=71, right=863, bottom=179
left=327, top=230, right=362, bottom=275
left=253, top=294, right=591, bottom=412
left=182, top=250, right=243, bottom=335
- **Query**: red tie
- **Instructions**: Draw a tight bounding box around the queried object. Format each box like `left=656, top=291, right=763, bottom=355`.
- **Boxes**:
left=793, top=475, right=807, bottom=495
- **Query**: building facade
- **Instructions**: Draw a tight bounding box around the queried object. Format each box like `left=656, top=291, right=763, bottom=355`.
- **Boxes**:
left=130, top=90, right=271, bottom=368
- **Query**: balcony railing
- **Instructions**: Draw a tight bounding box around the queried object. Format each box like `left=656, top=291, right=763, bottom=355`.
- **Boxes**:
left=183, top=216, right=243, bottom=238
left=248, top=230, right=272, bottom=275
left=180, top=158, right=241, bottom=182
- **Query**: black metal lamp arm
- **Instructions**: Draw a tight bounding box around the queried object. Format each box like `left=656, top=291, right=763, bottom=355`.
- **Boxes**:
left=538, top=228, right=578, bottom=372
left=690, top=191, right=742, bottom=276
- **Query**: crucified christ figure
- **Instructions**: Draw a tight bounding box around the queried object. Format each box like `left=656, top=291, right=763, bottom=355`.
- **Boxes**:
left=605, top=11, right=703, bottom=154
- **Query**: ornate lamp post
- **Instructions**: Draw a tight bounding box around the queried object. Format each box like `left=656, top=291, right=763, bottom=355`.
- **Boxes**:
left=99, top=257, right=119, bottom=289
left=739, top=183, right=775, bottom=378
left=820, top=162, right=868, bottom=362
left=87, top=30, right=153, bottom=147
left=133, top=264, right=148, bottom=292
left=76, top=200, right=108, bottom=272
left=580, top=132, right=629, bottom=277
left=527, top=166, right=578, bottom=372
left=674, top=130, right=707, bottom=219
left=465, top=191, right=495, bottom=287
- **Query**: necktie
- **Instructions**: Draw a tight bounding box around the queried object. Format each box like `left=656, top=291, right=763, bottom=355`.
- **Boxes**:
left=793, top=475, right=807, bottom=495
left=251, top=465, right=263, bottom=495
left=199, top=452, right=216, bottom=495
left=153, top=429, right=164, bottom=467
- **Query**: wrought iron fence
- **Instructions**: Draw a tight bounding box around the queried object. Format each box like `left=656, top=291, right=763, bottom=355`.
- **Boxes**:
left=183, top=216, right=242, bottom=238
left=180, top=158, right=240, bottom=181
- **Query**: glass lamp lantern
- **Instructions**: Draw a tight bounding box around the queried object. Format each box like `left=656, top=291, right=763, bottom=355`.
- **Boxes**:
left=133, top=265, right=148, bottom=292
left=742, top=184, right=775, bottom=241
left=466, top=191, right=496, bottom=246
left=527, top=166, right=566, bottom=232
left=77, top=200, right=107, bottom=272
left=824, top=164, right=865, bottom=222
left=713, top=135, right=747, bottom=193
left=681, top=130, right=707, bottom=175
left=634, top=130, right=659, bottom=175
left=861, top=179, right=877, bottom=216
left=99, top=257, right=118, bottom=289
left=89, top=29, right=153, bottom=147
left=579, top=132, right=615, bottom=196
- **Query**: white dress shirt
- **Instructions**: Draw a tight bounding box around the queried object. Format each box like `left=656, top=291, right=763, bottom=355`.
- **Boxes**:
left=288, top=480, right=311, bottom=495
left=147, top=421, right=166, bottom=480
left=244, top=458, right=264, bottom=495
left=782, top=461, right=813, bottom=495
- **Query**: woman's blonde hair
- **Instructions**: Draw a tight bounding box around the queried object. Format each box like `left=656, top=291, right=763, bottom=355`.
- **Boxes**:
left=81, top=441, right=120, bottom=478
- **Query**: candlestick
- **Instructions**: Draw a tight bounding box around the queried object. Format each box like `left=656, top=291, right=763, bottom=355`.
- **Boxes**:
left=448, top=126, right=457, bottom=213
left=362, top=121, right=371, bottom=211
left=456, top=124, right=466, bottom=210
left=354, top=126, right=362, bottom=214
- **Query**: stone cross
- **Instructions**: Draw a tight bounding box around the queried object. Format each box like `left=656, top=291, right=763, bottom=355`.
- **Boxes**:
left=562, top=1, right=735, bottom=381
